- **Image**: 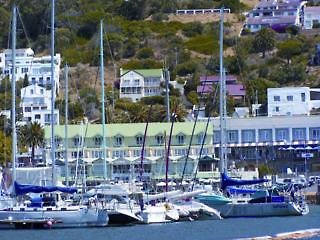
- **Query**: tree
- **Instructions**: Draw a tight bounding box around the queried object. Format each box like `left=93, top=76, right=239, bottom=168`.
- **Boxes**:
left=285, top=25, right=300, bottom=36
left=252, top=28, right=276, bottom=58
left=186, top=91, right=199, bottom=105
left=245, top=78, right=278, bottom=104
left=169, top=97, right=187, bottom=122
left=258, top=164, right=274, bottom=178
left=277, top=39, right=303, bottom=64
left=118, top=0, right=147, bottom=20
left=136, top=47, right=154, bottom=59
left=269, top=63, right=306, bottom=84
left=0, top=131, right=11, bottom=165
left=19, top=122, right=44, bottom=165
left=182, top=22, right=204, bottom=37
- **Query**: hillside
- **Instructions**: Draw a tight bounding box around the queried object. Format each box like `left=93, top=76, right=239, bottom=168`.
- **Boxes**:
left=0, top=0, right=319, bottom=123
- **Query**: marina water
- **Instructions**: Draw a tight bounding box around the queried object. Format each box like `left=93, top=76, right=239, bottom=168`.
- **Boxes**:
left=1, top=205, right=319, bottom=240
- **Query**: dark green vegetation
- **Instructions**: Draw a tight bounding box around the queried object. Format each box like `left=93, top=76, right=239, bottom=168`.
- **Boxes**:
left=0, top=0, right=320, bottom=126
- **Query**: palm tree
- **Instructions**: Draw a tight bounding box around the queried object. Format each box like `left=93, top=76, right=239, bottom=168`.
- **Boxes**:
left=169, top=97, right=187, bottom=122
left=20, top=122, right=44, bottom=165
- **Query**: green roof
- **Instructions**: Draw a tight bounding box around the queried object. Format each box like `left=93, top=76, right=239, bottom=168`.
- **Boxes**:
left=122, top=69, right=163, bottom=77
left=44, top=122, right=212, bottom=139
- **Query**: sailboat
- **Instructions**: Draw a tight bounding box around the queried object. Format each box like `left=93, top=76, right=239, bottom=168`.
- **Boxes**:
left=84, top=19, right=142, bottom=226
left=0, top=3, right=108, bottom=229
left=196, top=8, right=309, bottom=218
left=137, top=113, right=180, bottom=224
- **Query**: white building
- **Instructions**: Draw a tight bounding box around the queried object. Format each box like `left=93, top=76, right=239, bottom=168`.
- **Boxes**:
left=267, top=87, right=320, bottom=116
left=244, top=0, right=305, bottom=33
left=303, top=6, right=320, bottom=29
left=20, top=84, right=59, bottom=126
left=119, top=68, right=164, bottom=102
left=0, top=48, right=61, bottom=93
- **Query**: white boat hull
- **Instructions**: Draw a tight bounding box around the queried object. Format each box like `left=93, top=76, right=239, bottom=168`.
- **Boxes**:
left=174, top=200, right=222, bottom=220
left=0, top=206, right=108, bottom=228
left=140, top=205, right=170, bottom=224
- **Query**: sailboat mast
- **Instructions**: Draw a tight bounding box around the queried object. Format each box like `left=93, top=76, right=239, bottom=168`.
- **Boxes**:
left=64, top=64, right=69, bottom=186
left=100, top=20, right=107, bottom=180
left=219, top=8, right=227, bottom=174
left=11, top=4, right=17, bottom=183
left=165, top=114, right=176, bottom=192
left=164, top=59, right=170, bottom=122
left=50, top=0, right=56, bottom=184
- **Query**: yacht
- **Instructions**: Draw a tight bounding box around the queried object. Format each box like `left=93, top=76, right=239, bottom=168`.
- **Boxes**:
left=0, top=182, right=108, bottom=229
left=85, top=184, right=143, bottom=225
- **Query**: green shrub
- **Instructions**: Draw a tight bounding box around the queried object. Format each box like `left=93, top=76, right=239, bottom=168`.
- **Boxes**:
left=136, top=47, right=154, bottom=59
left=185, top=35, right=219, bottom=55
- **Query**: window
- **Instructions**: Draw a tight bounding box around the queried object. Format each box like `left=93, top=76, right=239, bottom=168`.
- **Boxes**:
left=177, top=134, right=185, bottom=144
left=197, top=133, right=205, bottom=144
left=301, top=93, right=306, bottom=102
left=213, top=131, right=220, bottom=144
left=92, top=150, right=102, bottom=158
left=31, top=77, right=36, bottom=84
left=258, top=129, right=272, bottom=142
left=134, top=79, right=140, bottom=85
left=227, top=130, right=238, bottom=143
left=310, top=128, right=320, bottom=140
left=94, top=136, right=102, bottom=146
left=275, top=128, right=289, bottom=142
left=275, top=106, right=279, bottom=112
left=35, top=114, right=41, bottom=119
left=21, top=67, right=28, bottom=73
left=40, top=89, right=44, bottom=94
left=114, top=136, right=123, bottom=146
left=241, top=130, right=255, bottom=143
left=25, top=107, right=31, bottom=112
left=136, top=135, right=144, bottom=145
left=292, top=128, right=306, bottom=141
left=287, top=95, right=293, bottom=101
left=156, top=134, right=164, bottom=145
left=71, top=151, right=83, bottom=158
left=46, top=77, right=50, bottom=82
left=44, top=114, right=50, bottom=122
left=73, top=136, right=82, bottom=147
left=55, top=137, right=62, bottom=147
left=274, top=96, right=280, bottom=101
left=30, top=89, right=34, bottom=94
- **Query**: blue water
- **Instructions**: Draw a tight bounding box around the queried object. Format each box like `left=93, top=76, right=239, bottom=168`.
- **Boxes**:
left=1, top=205, right=320, bottom=240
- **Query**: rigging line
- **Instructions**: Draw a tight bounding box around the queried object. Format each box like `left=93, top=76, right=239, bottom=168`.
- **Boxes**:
left=191, top=84, right=219, bottom=191
left=139, top=105, right=153, bottom=182
left=16, top=7, right=31, bottom=48
left=93, top=32, right=101, bottom=101
left=191, top=114, right=211, bottom=191
left=179, top=60, right=216, bottom=185
left=105, top=29, right=116, bottom=65
left=179, top=77, right=206, bottom=185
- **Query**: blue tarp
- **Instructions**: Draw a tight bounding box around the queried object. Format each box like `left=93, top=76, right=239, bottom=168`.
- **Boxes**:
left=227, top=186, right=257, bottom=195
left=14, top=181, right=77, bottom=195
left=221, top=173, right=269, bottom=190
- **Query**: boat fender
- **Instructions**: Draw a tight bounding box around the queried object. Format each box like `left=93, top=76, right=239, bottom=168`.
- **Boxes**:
left=164, top=203, right=171, bottom=211
left=45, top=220, right=53, bottom=228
